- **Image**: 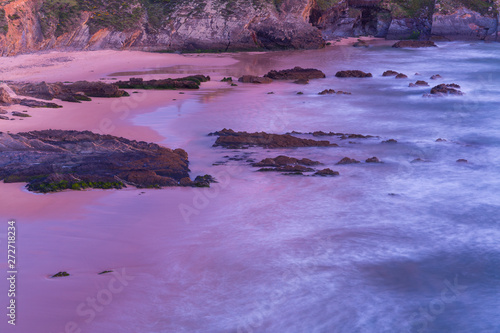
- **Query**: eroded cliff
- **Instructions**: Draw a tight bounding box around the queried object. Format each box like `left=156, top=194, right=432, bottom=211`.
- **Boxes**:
left=0, top=0, right=498, bottom=56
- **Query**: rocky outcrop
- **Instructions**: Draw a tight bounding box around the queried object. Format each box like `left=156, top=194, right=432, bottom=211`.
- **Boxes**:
left=0, top=130, right=210, bottom=192
left=264, top=67, right=326, bottom=80
left=8, top=81, right=128, bottom=103
left=209, top=128, right=337, bottom=149
left=432, top=7, right=498, bottom=40
left=335, top=70, right=372, bottom=78
left=116, top=76, right=210, bottom=89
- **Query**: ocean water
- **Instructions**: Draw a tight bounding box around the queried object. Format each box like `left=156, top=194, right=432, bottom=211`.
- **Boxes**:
left=2, top=42, right=500, bottom=333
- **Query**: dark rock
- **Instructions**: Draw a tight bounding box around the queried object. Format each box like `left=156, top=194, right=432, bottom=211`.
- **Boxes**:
left=335, top=70, right=372, bottom=78
left=116, top=75, right=210, bottom=90
left=221, top=77, right=233, bottom=82
left=395, top=73, right=408, bottom=79
left=0, top=115, right=9, bottom=120
left=19, top=99, right=62, bottom=108
left=336, top=157, right=361, bottom=165
left=429, top=84, right=464, bottom=96
left=238, top=75, right=273, bottom=84
left=0, top=130, right=199, bottom=192
left=436, top=138, right=447, bottom=142
left=12, top=111, right=31, bottom=117
left=193, top=175, right=217, bottom=187
left=0, top=87, right=14, bottom=105
left=51, top=272, right=70, bottom=278
left=296, top=92, right=304, bottom=95
left=383, top=70, right=399, bottom=77
left=293, top=79, right=309, bottom=85
left=382, top=139, right=398, bottom=144
left=410, top=80, right=429, bottom=87
left=456, top=159, right=468, bottom=163
left=8, top=81, right=129, bottom=102
left=392, top=41, right=437, bottom=48
left=0, top=109, right=7, bottom=114
left=314, top=168, right=339, bottom=177
left=98, top=270, right=113, bottom=275
left=264, top=67, right=326, bottom=80
left=252, top=155, right=320, bottom=167
left=430, top=74, right=442, bottom=80
left=210, top=129, right=337, bottom=149
left=366, top=157, right=382, bottom=163
left=318, top=89, right=351, bottom=95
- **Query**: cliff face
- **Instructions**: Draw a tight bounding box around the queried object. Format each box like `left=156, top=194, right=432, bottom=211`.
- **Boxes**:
left=311, top=0, right=498, bottom=41
left=0, top=0, right=324, bottom=56
left=0, top=0, right=498, bottom=56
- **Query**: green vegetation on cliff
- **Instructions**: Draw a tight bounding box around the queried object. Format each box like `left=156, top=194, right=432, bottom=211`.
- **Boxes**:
left=436, top=0, right=497, bottom=16
left=381, top=0, right=435, bottom=18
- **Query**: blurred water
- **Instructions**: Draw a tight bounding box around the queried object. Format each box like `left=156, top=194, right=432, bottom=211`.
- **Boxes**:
left=2, top=42, right=499, bottom=333
left=127, top=42, right=500, bottom=333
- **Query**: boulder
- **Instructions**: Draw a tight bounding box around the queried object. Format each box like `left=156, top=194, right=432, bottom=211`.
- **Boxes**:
left=429, top=84, right=464, bottom=96
left=395, top=73, right=408, bottom=79
left=336, top=157, right=361, bottom=165
left=383, top=70, right=399, bottom=77
left=366, top=157, right=382, bottom=163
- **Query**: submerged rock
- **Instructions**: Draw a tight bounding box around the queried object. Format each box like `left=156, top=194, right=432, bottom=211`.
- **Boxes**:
left=0, top=130, right=202, bottom=192
left=382, top=139, right=398, bottom=144
left=335, top=70, right=372, bottom=78
left=430, top=74, right=443, bottom=80
left=210, top=129, right=337, bottom=149
left=395, top=73, right=408, bottom=79
left=392, top=41, right=437, bottom=48
left=264, top=67, right=326, bottom=80
left=456, top=159, right=468, bottom=163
